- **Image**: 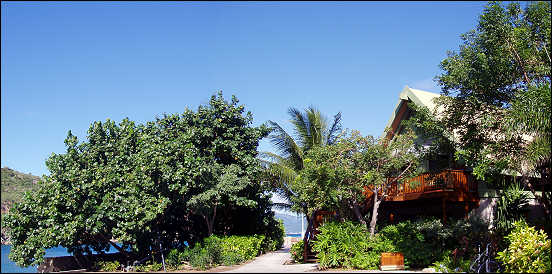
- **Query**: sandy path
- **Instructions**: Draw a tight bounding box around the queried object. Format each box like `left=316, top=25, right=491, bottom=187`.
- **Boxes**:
left=221, top=247, right=318, bottom=273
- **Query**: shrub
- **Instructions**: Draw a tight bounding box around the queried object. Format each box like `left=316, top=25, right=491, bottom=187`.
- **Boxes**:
left=290, top=239, right=306, bottom=263
left=176, top=234, right=265, bottom=270
left=261, top=218, right=285, bottom=252
left=188, top=245, right=213, bottom=270
left=221, top=251, right=244, bottom=266
left=134, top=260, right=162, bottom=272
left=312, top=221, right=395, bottom=270
left=494, top=182, right=530, bottom=234
left=218, top=234, right=264, bottom=261
left=166, top=248, right=182, bottom=267
left=496, top=220, right=551, bottom=273
left=379, top=217, right=492, bottom=268
left=94, top=260, right=121, bottom=272
left=431, top=249, right=471, bottom=273
left=379, top=220, right=439, bottom=267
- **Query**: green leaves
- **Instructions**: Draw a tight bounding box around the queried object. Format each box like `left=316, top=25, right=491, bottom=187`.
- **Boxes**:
left=4, top=91, right=271, bottom=266
left=312, top=221, right=394, bottom=270
left=290, top=129, right=421, bottom=227
left=436, top=1, right=551, bottom=187
left=496, top=220, right=551, bottom=273
left=494, top=182, right=530, bottom=234
left=263, top=106, right=343, bottom=209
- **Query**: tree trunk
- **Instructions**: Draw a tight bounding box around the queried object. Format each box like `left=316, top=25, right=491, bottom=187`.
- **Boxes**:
left=352, top=201, right=367, bottom=227
left=204, top=205, right=217, bottom=236
left=506, top=37, right=531, bottom=85
left=369, top=191, right=381, bottom=237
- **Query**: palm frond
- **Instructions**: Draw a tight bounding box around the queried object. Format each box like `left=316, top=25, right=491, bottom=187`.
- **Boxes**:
left=288, top=107, right=311, bottom=149
left=258, top=151, right=287, bottom=164
left=327, top=111, right=343, bottom=145
left=305, top=106, right=328, bottom=150
left=267, top=120, right=304, bottom=170
left=263, top=162, right=298, bottom=202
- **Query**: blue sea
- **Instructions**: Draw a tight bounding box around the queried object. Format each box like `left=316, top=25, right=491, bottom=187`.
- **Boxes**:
left=1, top=245, right=117, bottom=273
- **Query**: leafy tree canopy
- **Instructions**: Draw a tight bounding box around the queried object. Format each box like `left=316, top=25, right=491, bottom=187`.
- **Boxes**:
left=292, top=129, right=422, bottom=236
left=435, top=1, right=550, bottom=213
left=3, top=91, right=271, bottom=267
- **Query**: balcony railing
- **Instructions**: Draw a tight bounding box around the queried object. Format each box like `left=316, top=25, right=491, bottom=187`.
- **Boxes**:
left=386, top=169, right=476, bottom=200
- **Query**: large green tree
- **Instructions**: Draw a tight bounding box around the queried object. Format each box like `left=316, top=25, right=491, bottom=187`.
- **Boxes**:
left=3, top=92, right=271, bottom=267
left=260, top=107, right=342, bottom=223
left=435, top=1, right=551, bottom=214
left=293, top=129, right=422, bottom=236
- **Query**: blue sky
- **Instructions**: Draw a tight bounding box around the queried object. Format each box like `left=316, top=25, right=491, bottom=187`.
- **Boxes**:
left=2, top=1, right=489, bottom=177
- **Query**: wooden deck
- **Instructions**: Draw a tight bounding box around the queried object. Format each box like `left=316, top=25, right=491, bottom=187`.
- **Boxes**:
left=381, top=169, right=478, bottom=202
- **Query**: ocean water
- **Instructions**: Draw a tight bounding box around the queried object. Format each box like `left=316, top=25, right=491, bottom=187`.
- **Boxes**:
left=1, top=245, right=117, bottom=273
left=2, top=245, right=36, bottom=273
left=285, top=233, right=302, bottom=237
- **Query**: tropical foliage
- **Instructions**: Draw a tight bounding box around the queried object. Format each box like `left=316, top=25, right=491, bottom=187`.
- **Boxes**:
left=312, top=221, right=394, bottom=270
left=494, top=182, right=530, bottom=234
left=165, top=234, right=270, bottom=270
left=312, top=217, right=491, bottom=270
left=261, top=106, right=342, bottom=223
left=292, top=129, right=421, bottom=236
left=3, top=92, right=276, bottom=267
left=290, top=239, right=308, bottom=263
left=496, top=220, right=551, bottom=273
left=435, top=1, right=551, bottom=214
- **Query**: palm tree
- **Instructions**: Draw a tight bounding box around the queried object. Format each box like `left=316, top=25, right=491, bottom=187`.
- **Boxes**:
left=260, top=106, right=342, bottom=222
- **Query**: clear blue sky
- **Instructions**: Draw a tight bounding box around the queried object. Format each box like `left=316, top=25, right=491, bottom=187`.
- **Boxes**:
left=2, top=1, right=489, bottom=177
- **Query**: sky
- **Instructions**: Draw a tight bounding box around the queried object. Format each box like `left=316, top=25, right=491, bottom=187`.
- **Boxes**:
left=1, top=1, right=490, bottom=177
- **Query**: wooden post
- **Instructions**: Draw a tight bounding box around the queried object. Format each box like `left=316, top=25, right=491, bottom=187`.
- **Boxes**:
left=442, top=198, right=447, bottom=224
left=464, top=201, right=469, bottom=219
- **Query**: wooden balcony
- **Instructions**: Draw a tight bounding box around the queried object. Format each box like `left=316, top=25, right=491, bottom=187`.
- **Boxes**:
left=384, top=169, right=478, bottom=202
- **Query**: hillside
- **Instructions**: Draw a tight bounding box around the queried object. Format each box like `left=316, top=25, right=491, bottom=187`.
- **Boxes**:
left=1, top=167, right=41, bottom=213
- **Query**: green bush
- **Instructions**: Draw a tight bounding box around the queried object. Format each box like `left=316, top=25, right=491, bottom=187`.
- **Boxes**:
left=379, top=217, right=491, bottom=268
left=174, top=234, right=265, bottom=270
left=93, top=260, right=121, bottom=272
left=290, top=239, right=307, bottom=263
left=496, top=220, right=551, bottom=273
left=312, top=221, right=395, bottom=270
left=494, top=182, right=530, bottom=234
left=261, top=218, right=285, bottom=252
left=308, top=218, right=496, bottom=270
left=221, top=251, right=244, bottom=266
left=431, top=249, right=471, bottom=273
left=166, top=248, right=182, bottom=267
left=379, top=219, right=442, bottom=267
left=134, top=260, right=162, bottom=272
left=188, top=244, right=213, bottom=270
left=218, top=234, right=264, bottom=261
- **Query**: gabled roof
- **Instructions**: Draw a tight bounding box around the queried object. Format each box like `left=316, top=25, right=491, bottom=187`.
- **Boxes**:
left=384, top=86, right=441, bottom=132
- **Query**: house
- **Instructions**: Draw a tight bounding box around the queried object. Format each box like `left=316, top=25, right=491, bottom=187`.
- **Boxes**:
left=379, top=86, right=478, bottom=223
left=380, top=86, right=547, bottom=226
left=301, top=86, right=547, bottom=262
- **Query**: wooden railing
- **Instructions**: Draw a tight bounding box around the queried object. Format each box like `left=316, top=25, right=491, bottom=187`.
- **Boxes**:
left=386, top=169, right=476, bottom=200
